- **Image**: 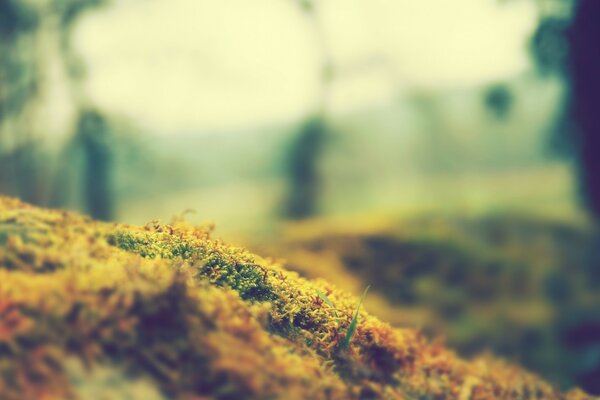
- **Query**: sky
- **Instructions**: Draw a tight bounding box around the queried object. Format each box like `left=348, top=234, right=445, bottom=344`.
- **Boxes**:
left=74, top=0, right=539, bottom=133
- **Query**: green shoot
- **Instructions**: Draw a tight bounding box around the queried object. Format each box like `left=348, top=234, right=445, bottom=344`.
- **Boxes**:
left=316, top=289, right=339, bottom=322
left=341, top=285, right=370, bottom=350
left=317, top=289, right=340, bottom=326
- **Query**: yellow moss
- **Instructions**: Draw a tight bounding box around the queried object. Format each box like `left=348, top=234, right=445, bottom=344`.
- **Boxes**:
left=0, top=197, right=595, bottom=400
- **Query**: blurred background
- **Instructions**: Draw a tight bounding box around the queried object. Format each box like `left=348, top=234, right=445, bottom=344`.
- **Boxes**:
left=1, top=0, right=599, bottom=394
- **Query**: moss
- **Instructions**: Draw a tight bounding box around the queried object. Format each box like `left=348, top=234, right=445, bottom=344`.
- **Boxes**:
left=107, top=230, right=194, bottom=259
left=108, top=229, right=276, bottom=301
left=0, top=196, right=595, bottom=400
left=254, top=216, right=600, bottom=393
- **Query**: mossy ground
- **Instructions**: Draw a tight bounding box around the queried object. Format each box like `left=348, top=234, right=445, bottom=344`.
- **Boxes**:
left=251, top=214, right=600, bottom=394
left=0, top=197, right=595, bottom=399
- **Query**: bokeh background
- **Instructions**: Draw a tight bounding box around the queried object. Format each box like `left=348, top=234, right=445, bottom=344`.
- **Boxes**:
left=1, top=0, right=599, bottom=395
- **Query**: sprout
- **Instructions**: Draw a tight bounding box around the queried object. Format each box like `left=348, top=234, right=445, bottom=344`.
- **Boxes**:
left=341, top=285, right=370, bottom=350
left=316, top=289, right=338, bottom=320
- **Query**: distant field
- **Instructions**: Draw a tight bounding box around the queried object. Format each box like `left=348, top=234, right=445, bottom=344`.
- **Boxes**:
left=119, top=163, right=581, bottom=237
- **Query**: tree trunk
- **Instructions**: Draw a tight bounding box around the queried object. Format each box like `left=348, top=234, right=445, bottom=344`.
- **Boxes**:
left=568, top=0, right=600, bottom=217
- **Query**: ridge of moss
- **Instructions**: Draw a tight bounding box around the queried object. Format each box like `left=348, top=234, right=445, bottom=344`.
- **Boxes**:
left=0, top=196, right=595, bottom=400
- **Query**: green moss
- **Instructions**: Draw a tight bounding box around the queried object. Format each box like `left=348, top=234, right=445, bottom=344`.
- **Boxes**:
left=108, top=229, right=276, bottom=302
left=195, top=257, right=276, bottom=301
left=107, top=230, right=193, bottom=259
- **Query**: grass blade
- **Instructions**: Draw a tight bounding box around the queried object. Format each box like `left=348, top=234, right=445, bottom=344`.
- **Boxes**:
left=316, top=289, right=335, bottom=309
left=341, top=285, right=370, bottom=350
left=316, top=289, right=339, bottom=320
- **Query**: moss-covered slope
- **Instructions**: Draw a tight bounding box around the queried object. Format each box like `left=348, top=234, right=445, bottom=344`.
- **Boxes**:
left=251, top=215, right=600, bottom=393
left=0, top=197, right=594, bottom=399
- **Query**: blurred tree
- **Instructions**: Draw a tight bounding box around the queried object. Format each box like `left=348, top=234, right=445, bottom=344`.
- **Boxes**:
left=531, top=1, right=600, bottom=394
left=57, top=0, right=115, bottom=220
left=530, top=2, right=574, bottom=157
left=566, top=0, right=600, bottom=218
left=0, top=0, right=42, bottom=202
left=484, top=84, right=513, bottom=120
left=284, top=116, right=326, bottom=219
left=530, top=0, right=600, bottom=217
left=283, top=0, right=333, bottom=219
left=530, top=17, right=570, bottom=76
left=0, top=0, right=110, bottom=217
left=77, top=109, right=114, bottom=220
